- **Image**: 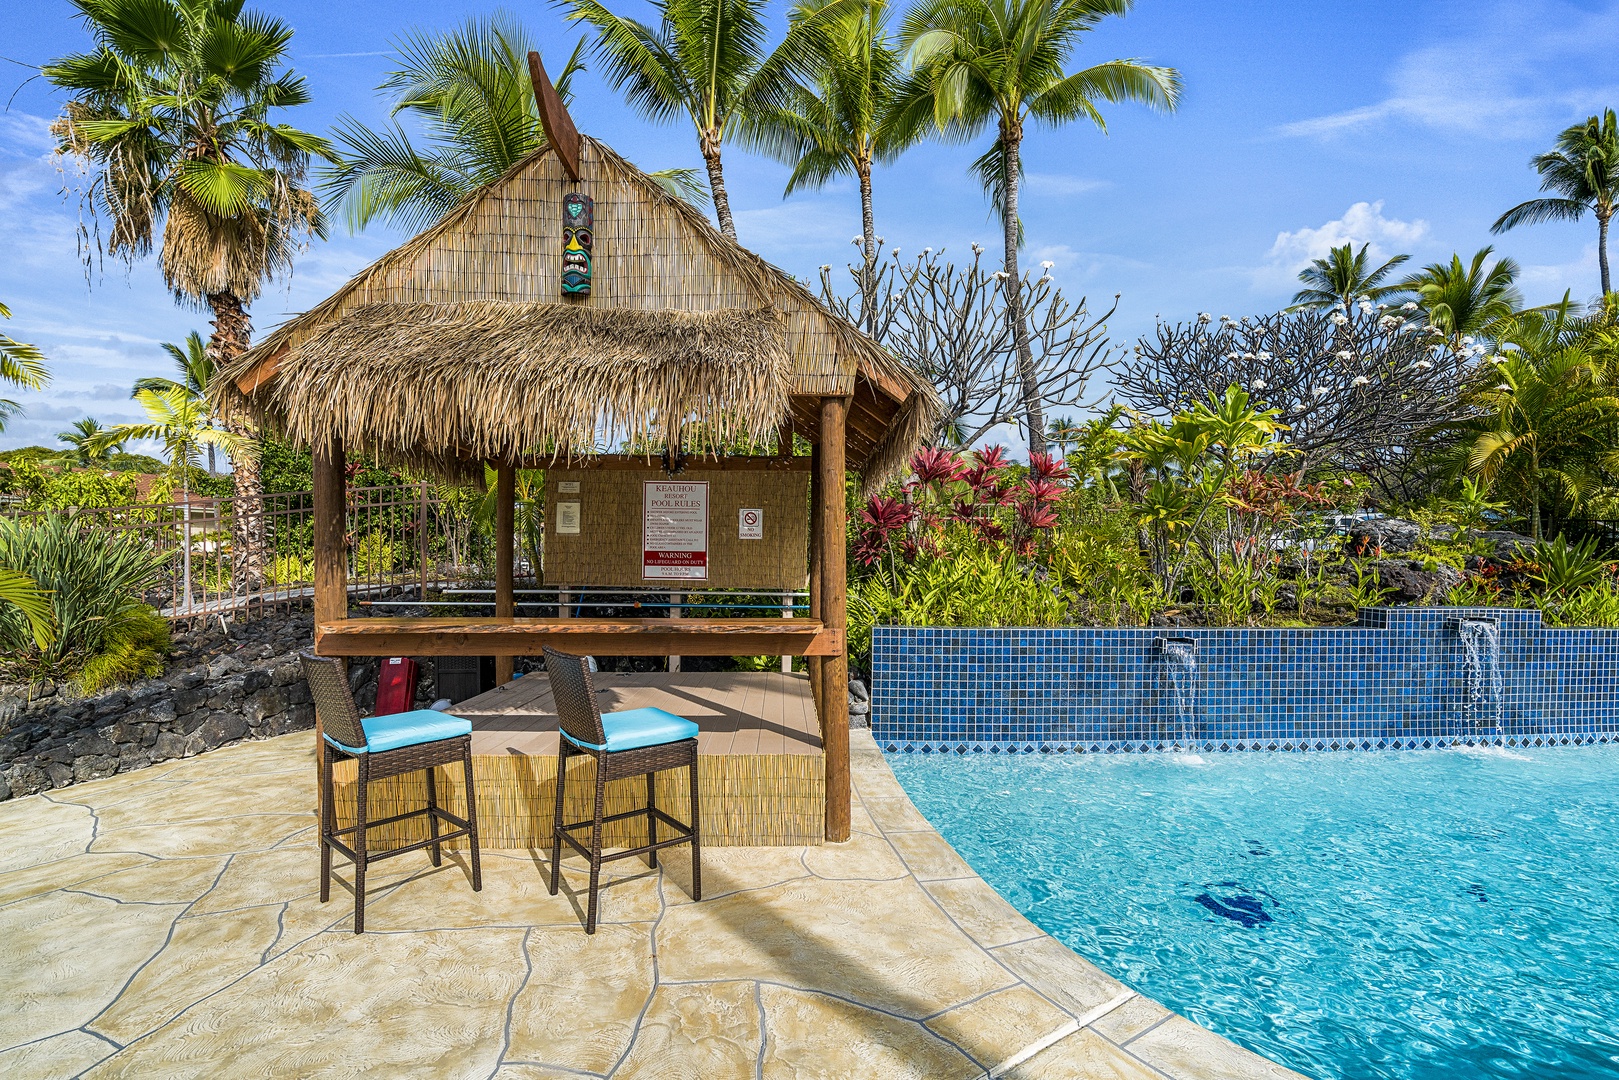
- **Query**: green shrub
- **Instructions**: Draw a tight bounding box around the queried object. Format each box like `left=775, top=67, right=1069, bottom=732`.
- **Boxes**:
left=1527, top=534, right=1610, bottom=594
left=353, top=531, right=398, bottom=578
left=76, top=605, right=170, bottom=693
left=0, top=461, right=142, bottom=510
left=0, top=514, right=168, bottom=676
left=1539, top=578, right=1619, bottom=627
left=266, top=552, right=312, bottom=586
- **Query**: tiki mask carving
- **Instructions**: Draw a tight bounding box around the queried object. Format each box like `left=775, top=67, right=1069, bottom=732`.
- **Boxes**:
left=562, top=192, right=593, bottom=295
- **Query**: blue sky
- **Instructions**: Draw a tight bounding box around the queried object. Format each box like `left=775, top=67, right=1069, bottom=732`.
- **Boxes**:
left=1, top=0, right=1615, bottom=454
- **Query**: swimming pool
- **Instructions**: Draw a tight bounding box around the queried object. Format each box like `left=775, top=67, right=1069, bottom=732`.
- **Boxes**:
left=888, top=745, right=1619, bottom=1079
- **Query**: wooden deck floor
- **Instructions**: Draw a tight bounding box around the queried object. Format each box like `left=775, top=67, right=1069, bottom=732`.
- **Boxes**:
left=454, top=670, right=823, bottom=757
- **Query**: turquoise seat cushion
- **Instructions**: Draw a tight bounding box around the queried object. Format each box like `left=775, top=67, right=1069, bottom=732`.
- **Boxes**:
left=562, top=707, right=699, bottom=753
left=326, top=709, right=472, bottom=755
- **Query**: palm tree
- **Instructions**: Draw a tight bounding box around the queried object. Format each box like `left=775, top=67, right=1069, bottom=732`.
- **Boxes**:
left=562, top=0, right=844, bottom=240
left=45, top=0, right=330, bottom=587
left=1289, top=242, right=1411, bottom=313
left=745, top=0, right=919, bottom=331
left=1450, top=339, right=1619, bottom=541
left=95, top=388, right=249, bottom=511
left=0, top=568, right=57, bottom=652
left=1400, top=247, right=1524, bottom=354
left=898, top=0, right=1180, bottom=452
left=134, top=331, right=219, bottom=474
left=1492, top=109, right=1619, bottom=297
left=1, top=300, right=50, bottom=435
left=56, top=417, right=125, bottom=466
left=322, top=14, right=704, bottom=235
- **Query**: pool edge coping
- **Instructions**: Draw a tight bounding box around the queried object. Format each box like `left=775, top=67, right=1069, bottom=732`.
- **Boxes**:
left=854, top=728, right=1314, bottom=1080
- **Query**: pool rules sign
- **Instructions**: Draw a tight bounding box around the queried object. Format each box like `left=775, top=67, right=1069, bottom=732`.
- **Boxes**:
left=643, top=481, right=709, bottom=580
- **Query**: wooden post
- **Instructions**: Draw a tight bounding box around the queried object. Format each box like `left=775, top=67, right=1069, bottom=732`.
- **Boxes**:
left=807, top=441, right=823, bottom=714
left=779, top=416, right=795, bottom=673
left=819, top=396, right=850, bottom=843
left=312, top=438, right=346, bottom=813
left=668, top=592, right=682, bottom=672
left=494, top=463, right=515, bottom=685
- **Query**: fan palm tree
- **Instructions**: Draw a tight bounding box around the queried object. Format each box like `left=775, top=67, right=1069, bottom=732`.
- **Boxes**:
left=1, top=300, right=50, bottom=435
left=897, top=0, right=1180, bottom=452
left=1289, top=242, right=1411, bottom=313
left=322, top=13, right=703, bottom=235
left=55, top=417, right=125, bottom=466
left=744, top=0, right=919, bottom=331
left=562, top=0, right=848, bottom=241
left=1401, top=247, right=1524, bottom=354
left=1492, top=109, right=1619, bottom=297
left=44, top=0, right=330, bottom=587
left=133, top=331, right=220, bottom=474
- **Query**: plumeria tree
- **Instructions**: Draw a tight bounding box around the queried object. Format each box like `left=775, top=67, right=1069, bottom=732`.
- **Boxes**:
left=1115, top=305, right=1469, bottom=498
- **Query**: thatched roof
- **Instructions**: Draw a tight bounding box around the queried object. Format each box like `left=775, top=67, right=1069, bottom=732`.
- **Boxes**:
left=218, top=135, right=936, bottom=482
left=252, top=301, right=790, bottom=470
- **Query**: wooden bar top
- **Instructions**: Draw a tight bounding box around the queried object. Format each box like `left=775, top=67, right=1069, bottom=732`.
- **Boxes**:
left=314, top=617, right=842, bottom=658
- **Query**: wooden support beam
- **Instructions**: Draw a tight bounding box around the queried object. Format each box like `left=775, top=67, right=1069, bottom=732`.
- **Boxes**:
left=807, top=440, right=824, bottom=716
left=314, top=618, right=842, bottom=658
left=494, top=463, right=516, bottom=685
left=521, top=453, right=811, bottom=472
left=819, top=396, right=851, bottom=843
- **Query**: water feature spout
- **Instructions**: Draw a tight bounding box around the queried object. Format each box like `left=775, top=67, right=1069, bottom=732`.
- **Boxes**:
left=1448, top=617, right=1503, bottom=735
left=1155, top=636, right=1199, bottom=747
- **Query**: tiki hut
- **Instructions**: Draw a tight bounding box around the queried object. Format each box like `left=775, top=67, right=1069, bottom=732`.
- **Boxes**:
left=217, top=73, right=936, bottom=842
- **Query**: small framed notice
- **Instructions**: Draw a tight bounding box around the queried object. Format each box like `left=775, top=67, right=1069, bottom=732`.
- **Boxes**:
left=555, top=501, right=581, bottom=535
left=558, top=480, right=581, bottom=494
left=738, top=508, right=763, bottom=540
left=643, top=481, right=709, bottom=580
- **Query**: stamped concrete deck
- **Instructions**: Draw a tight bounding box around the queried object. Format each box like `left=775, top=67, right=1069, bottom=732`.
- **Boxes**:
left=0, top=729, right=1307, bottom=1079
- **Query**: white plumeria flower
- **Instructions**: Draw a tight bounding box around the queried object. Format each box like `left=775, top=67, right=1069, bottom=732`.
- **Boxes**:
left=1331, top=312, right=1349, bottom=326
left=819, top=264, right=831, bottom=271
left=923, top=247, right=932, bottom=254
left=1242, top=352, right=1255, bottom=360
left=851, top=236, right=863, bottom=245
left=1403, top=301, right=1419, bottom=311
left=971, top=242, right=984, bottom=255
left=1038, top=275, right=1051, bottom=284
left=1379, top=315, right=1400, bottom=329
left=1378, top=303, right=1389, bottom=310
left=1257, top=351, right=1272, bottom=361
left=1352, top=375, right=1370, bottom=386
left=1312, top=385, right=1329, bottom=397
left=1358, top=294, right=1372, bottom=303
left=1497, top=383, right=1513, bottom=391
left=1335, top=349, right=1353, bottom=360
left=1226, top=352, right=1241, bottom=360
left=1414, top=360, right=1433, bottom=370
left=1462, top=336, right=1475, bottom=346
left=992, top=270, right=1009, bottom=280
left=1252, top=379, right=1267, bottom=390
left=1041, top=260, right=1055, bottom=270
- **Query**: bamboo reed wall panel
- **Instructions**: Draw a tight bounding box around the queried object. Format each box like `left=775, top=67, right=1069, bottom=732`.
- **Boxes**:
left=340, top=141, right=856, bottom=395
left=542, top=466, right=809, bottom=590
left=331, top=753, right=825, bottom=849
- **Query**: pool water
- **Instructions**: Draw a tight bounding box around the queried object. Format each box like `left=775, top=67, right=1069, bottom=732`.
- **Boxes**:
left=887, top=746, right=1619, bottom=1080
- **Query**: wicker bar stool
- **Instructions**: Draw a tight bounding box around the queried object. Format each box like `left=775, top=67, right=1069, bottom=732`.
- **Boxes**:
left=543, top=646, right=702, bottom=933
left=300, top=653, right=482, bottom=933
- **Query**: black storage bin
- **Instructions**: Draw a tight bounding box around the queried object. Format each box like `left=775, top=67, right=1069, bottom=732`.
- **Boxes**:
left=437, top=656, right=495, bottom=703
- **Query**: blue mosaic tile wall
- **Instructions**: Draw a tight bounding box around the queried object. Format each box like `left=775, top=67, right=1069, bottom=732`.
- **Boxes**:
left=870, top=608, right=1619, bottom=754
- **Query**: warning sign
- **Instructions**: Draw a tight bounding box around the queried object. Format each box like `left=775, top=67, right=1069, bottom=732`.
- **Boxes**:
left=738, top=508, right=763, bottom=539
left=643, top=481, right=709, bottom=580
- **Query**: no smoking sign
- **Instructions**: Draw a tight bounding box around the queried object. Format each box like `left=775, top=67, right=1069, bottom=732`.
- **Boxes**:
left=738, top=508, right=763, bottom=540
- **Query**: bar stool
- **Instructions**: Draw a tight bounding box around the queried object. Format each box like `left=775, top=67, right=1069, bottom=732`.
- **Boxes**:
left=300, top=653, right=482, bottom=933
left=543, top=646, right=702, bottom=933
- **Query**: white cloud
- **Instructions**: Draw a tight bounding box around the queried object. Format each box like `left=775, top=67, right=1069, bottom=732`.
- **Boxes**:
left=1023, top=174, right=1108, bottom=198
left=1279, top=1, right=1619, bottom=140
left=1519, top=242, right=1604, bottom=303
left=1256, top=201, right=1429, bottom=289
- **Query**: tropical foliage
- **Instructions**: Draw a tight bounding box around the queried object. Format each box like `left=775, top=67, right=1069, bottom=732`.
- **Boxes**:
left=1289, top=242, right=1410, bottom=313
left=0, top=301, right=50, bottom=435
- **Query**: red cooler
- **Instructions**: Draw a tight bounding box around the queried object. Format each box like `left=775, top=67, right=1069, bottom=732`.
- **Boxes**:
left=374, top=657, right=419, bottom=716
